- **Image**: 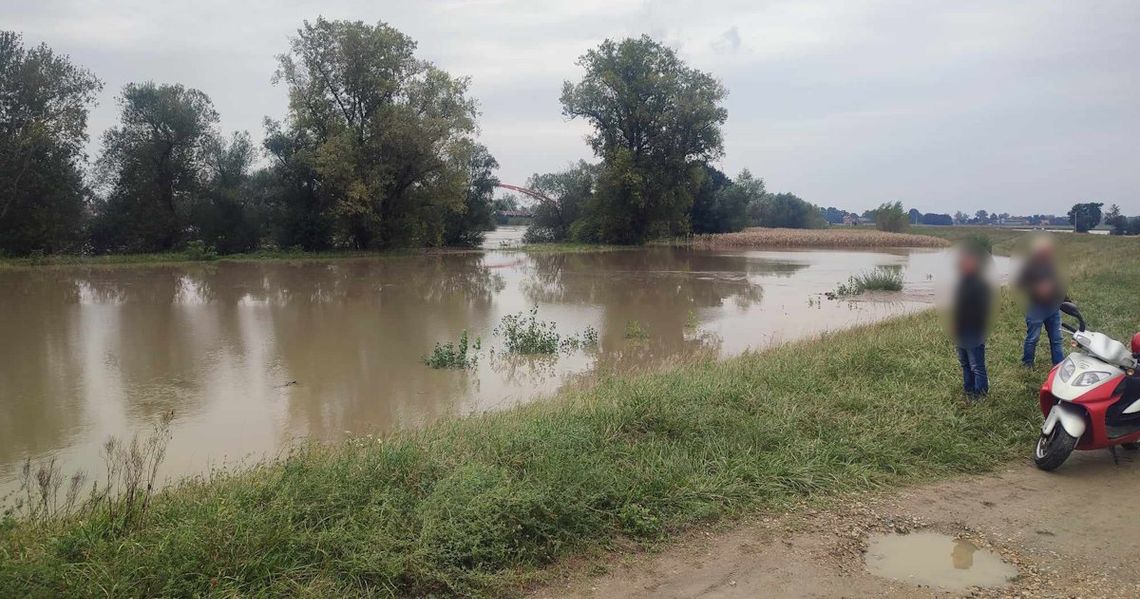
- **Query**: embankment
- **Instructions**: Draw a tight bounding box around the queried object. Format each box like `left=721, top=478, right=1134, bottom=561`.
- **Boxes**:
left=1, top=231, right=1135, bottom=597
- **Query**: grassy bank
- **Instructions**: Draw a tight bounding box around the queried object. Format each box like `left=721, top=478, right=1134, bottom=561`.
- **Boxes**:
left=2, top=232, right=1137, bottom=597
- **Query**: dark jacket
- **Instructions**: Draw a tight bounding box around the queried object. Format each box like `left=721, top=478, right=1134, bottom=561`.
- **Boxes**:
left=954, top=272, right=991, bottom=347
left=1017, top=258, right=1064, bottom=309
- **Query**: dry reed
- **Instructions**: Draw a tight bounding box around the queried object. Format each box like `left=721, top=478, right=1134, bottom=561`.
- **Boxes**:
left=692, top=227, right=950, bottom=249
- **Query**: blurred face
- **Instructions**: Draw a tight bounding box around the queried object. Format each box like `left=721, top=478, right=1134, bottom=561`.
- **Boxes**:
left=958, top=252, right=979, bottom=275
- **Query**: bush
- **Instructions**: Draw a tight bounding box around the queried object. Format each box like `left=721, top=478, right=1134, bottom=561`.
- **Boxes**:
left=827, top=266, right=904, bottom=299
left=496, top=307, right=561, bottom=354
left=873, top=201, right=908, bottom=232
left=423, top=331, right=480, bottom=369
left=183, top=240, right=218, bottom=261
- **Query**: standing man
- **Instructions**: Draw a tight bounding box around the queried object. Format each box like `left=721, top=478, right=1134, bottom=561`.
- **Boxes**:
left=954, top=244, right=992, bottom=399
left=1018, top=236, right=1066, bottom=367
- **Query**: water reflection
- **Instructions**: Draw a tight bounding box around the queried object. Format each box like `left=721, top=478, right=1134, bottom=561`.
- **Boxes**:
left=0, top=246, right=1001, bottom=488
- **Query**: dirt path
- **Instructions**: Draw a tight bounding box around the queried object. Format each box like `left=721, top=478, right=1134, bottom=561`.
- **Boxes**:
left=532, top=450, right=1140, bottom=598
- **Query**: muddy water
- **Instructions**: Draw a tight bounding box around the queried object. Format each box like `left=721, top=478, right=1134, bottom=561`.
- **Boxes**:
left=865, top=531, right=1018, bottom=590
left=0, top=245, right=1004, bottom=489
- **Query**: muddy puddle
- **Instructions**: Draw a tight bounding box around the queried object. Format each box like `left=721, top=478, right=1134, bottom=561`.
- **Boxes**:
left=865, top=531, right=1018, bottom=591
left=0, top=243, right=1007, bottom=490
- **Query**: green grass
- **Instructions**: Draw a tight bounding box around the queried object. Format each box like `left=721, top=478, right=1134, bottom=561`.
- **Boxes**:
left=828, top=265, right=904, bottom=298
left=2, top=232, right=1138, bottom=597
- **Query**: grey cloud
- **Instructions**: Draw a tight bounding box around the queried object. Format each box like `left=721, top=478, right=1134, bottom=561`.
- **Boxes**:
left=1, top=0, right=1137, bottom=214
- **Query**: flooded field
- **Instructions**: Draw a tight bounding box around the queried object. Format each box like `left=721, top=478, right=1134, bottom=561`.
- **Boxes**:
left=0, top=245, right=1006, bottom=489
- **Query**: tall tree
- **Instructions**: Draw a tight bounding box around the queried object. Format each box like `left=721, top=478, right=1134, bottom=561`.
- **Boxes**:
left=443, top=141, right=498, bottom=247
left=874, top=201, right=908, bottom=232
left=1067, top=202, right=1103, bottom=233
left=188, top=131, right=259, bottom=253
left=0, top=32, right=102, bottom=255
left=524, top=161, right=597, bottom=242
left=561, top=36, right=727, bottom=243
left=274, top=17, right=487, bottom=248
left=1104, top=203, right=1127, bottom=236
left=91, top=82, right=219, bottom=252
left=752, top=191, right=826, bottom=229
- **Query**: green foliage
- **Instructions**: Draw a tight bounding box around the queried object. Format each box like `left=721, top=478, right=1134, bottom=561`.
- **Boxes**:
left=186, top=132, right=261, bottom=254
left=524, top=161, right=597, bottom=243
left=443, top=143, right=499, bottom=247
left=90, top=82, right=220, bottom=253
left=424, top=330, right=481, bottom=369
left=872, top=201, right=909, bottom=233
left=691, top=166, right=755, bottom=234
left=624, top=320, right=649, bottom=339
left=961, top=232, right=994, bottom=255
left=182, top=240, right=217, bottom=262
left=272, top=17, right=489, bottom=249
left=750, top=191, right=827, bottom=229
left=561, top=36, right=727, bottom=243
left=827, top=266, right=904, bottom=298
left=495, top=307, right=561, bottom=354
left=0, top=32, right=103, bottom=256
left=1068, top=202, right=1103, bottom=233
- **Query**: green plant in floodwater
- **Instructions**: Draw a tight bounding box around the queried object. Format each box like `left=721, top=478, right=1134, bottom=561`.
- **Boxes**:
left=581, top=325, right=599, bottom=347
left=624, top=320, right=649, bottom=339
left=496, top=307, right=561, bottom=354
left=560, top=325, right=599, bottom=352
left=424, top=330, right=480, bottom=369
left=183, top=240, right=218, bottom=261
left=826, top=266, right=904, bottom=299
left=684, top=309, right=699, bottom=329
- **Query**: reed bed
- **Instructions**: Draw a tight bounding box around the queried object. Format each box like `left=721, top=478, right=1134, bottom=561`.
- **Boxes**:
left=692, top=227, right=951, bottom=249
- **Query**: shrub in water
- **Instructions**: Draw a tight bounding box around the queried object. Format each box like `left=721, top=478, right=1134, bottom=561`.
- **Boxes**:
left=496, top=307, right=561, bottom=354
left=826, top=266, right=904, bottom=299
left=624, top=320, right=649, bottom=339
left=424, top=330, right=480, bottom=369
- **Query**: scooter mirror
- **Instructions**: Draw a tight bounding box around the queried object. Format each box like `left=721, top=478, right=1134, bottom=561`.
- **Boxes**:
left=1059, top=301, right=1086, bottom=332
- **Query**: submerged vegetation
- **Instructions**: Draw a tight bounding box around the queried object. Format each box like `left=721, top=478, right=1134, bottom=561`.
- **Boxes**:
left=3, top=233, right=1135, bottom=596
left=496, top=307, right=562, bottom=354
left=424, top=331, right=481, bottom=369
left=827, top=266, right=905, bottom=299
left=494, top=307, right=598, bottom=355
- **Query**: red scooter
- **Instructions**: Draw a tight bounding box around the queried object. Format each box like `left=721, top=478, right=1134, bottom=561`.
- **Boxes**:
left=1035, top=302, right=1140, bottom=470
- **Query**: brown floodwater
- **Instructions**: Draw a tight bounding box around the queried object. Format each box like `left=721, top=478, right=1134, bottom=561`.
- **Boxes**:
left=0, top=244, right=1005, bottom=490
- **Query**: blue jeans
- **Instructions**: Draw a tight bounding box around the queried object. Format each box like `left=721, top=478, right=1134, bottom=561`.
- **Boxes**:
left=1023, top=307, right=1064, bottom=366
left=957, top=344, right=988, bottom=395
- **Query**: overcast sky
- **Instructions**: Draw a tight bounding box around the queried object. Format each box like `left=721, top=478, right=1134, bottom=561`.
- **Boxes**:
left=5, top=0, right=1138, bottom=215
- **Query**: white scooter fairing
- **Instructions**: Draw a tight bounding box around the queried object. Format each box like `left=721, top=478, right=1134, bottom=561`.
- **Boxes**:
left=1040, top=330, right=1133, bottom=440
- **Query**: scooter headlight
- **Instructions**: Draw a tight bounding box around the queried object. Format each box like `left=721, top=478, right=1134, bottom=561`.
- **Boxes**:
left=1072, top=371, right=1112, bottom=387
left=1058, top=357, right=1075, bottom=382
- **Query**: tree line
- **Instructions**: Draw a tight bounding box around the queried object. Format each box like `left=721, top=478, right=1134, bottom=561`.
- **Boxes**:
left=0, top=21, right=497, bottom=257
left=2, top=25, right=1132, bottom=257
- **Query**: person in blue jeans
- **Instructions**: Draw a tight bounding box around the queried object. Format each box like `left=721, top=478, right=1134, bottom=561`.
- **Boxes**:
left=1018, top=237, right=1066, bottom=366
left=953, top=245, right=992, bottom=399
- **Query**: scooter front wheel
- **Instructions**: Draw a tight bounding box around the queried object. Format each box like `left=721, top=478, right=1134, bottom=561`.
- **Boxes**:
left=1034, top=426, right=1078, bottom=471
